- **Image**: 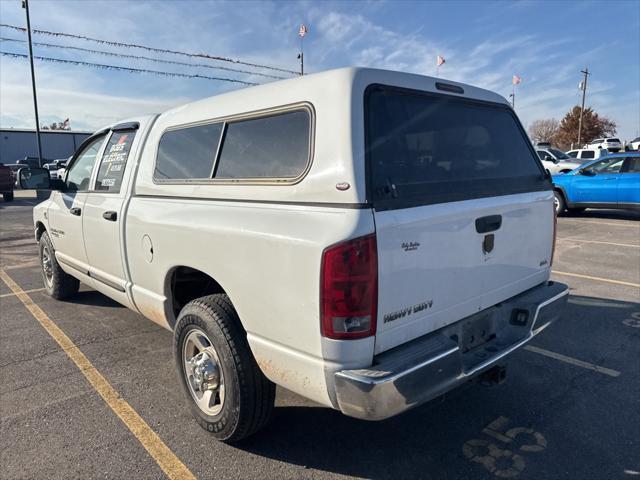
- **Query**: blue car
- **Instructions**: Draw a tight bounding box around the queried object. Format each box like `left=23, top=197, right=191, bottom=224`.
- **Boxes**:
left=552, top=152, right=640, bottom=214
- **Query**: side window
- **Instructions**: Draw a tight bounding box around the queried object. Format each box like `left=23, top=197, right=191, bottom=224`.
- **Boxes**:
left=94, top=131, right=137, bottom=192
left=155, top=123, right=223, bottom=180
left=66, top=135, right=106, bottom=192
left=214, top=110, right=310, bottom=179
left=536, top=150, right=546, bottom=160
left=581, top=150, right=595, bottom=159
left=623, top=157, right=640, bottom=173
left=590, top=157, right=624, bottom=174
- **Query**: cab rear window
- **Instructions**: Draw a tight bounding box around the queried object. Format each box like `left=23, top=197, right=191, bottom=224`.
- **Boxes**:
left=365, top=85, right=548, bottom=209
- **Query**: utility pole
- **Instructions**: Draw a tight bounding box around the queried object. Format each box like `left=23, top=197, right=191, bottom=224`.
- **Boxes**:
left=577, top=67, right=590, bottom=148
left=22, top=0, right=43, bottom=166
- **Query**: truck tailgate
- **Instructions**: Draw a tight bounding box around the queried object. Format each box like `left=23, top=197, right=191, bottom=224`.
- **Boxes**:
left=374, top=191, right=553, bottom=354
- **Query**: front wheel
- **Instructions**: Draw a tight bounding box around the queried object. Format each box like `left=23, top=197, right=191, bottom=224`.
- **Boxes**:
left=39, top=231, right=80, bottom=299
left=174, top=294, right=275, bottom=443
left=553, top=191, right=566, bottom=215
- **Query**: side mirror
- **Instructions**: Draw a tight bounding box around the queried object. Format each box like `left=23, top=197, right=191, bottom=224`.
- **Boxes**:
left=19, top=167, right=52, bottom=190
left=580, top=168, right=595, bottom=176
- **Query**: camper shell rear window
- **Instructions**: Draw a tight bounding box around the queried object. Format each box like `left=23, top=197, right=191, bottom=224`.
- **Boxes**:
left=364, top=85, right=549, bottom=211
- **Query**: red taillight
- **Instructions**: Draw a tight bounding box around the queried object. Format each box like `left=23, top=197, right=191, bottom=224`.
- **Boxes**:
left=321, top=234, right=377, bottom=339
left=551, top=202, right=557, bottom=266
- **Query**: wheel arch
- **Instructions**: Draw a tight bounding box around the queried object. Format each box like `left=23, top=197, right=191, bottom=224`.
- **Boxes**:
left=165, top=265, right=239, bottom=329
left=553, top=185, right=569, bottom=205
left=35, top=221, right=47, bottom=241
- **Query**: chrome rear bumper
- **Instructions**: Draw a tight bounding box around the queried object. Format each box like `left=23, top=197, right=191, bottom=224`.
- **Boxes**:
left=334, top=281, right=569, bottom=420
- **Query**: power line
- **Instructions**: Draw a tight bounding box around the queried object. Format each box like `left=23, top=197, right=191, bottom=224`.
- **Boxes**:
left=0, top=36, right=287, bottom=80
left=0, top=51, right=258, bottom=86
left=0, top=23, right=298, bottom=76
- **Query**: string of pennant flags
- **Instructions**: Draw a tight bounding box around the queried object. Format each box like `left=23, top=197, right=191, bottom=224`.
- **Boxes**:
left=0, top=51, right=259, bottom=86
left=0, top=36, right=287, bottom=80
left=0, top=23, right=299, bottom=76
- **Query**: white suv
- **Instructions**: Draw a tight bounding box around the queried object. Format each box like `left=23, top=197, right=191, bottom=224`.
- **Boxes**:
left=535, top=148, right=582, bottom=173
left=585, top=138, right=622, bottom=152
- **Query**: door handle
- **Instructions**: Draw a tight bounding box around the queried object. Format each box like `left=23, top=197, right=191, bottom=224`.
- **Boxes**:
left=475, top=214, right=502, bottom=233
left=69, top=207, right=81, bottom=216
left=102, top=211, right=117, bottom=221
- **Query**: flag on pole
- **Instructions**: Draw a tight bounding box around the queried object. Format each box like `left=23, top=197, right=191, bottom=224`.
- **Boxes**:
left=436, top=55, right=445, bottom=67
left=298, top=25, right=308, bottom=37
left=578, top=81, right=585, bottom=91
left=512, top=75, right=522, bottom=85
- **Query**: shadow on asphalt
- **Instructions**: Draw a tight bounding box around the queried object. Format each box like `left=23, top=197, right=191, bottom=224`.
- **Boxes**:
left=235, top=294, right=640, bottom=480
left=0, top=198, right=36, bottom=209
left=66, top=290, right=124, bottom=308
left=560, top=209, right=640, bottom=220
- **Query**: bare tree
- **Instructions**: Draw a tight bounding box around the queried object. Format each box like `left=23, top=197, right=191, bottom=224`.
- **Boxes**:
left=529, top=119, right=560, bottom=144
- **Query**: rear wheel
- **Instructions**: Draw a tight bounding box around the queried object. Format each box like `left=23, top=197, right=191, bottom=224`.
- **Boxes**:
left=39, top=231, right=80, bottom=299
left=553, top=191, right=566, bottom=215
left=174, top=294, right=275, bottom=443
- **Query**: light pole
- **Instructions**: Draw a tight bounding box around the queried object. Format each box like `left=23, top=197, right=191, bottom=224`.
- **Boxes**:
left=577, top=67, right=590, bottom=148
left=22, top=0, right=44, bottom=166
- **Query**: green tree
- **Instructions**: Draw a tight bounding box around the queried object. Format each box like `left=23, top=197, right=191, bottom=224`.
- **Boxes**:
left=553, top=106, right=617, bottom=150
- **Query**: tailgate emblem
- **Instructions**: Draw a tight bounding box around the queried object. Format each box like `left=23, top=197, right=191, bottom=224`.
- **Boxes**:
left=482, top=234, right=495, bottom=254
left=402, top=241, right=420, bottom=252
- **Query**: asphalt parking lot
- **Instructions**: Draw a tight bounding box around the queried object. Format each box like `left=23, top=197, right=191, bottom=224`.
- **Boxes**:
left=1, top=193, right=639, bottom=480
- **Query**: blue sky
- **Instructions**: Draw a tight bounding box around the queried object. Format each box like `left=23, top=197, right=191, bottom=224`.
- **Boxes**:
left=1, top=0, right=639, bottom=140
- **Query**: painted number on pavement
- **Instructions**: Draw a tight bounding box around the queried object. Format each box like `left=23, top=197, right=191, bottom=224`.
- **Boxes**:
left=622, top=312, right=640, bottom=328
left=463, top=416, right=547, bottom=478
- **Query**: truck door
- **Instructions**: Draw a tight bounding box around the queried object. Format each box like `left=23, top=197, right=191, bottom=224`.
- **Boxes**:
left=82, top=125, right=139, bottom=309
left=47, top=134, right=107, bottom=276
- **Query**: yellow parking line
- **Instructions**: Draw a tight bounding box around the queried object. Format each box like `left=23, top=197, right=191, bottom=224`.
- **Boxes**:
left=0, top=287, right=45, bottom=298
left=0, top=269, right=196, bottom=480
left=558, top=238, right=640, bottom=249
left=552, top=270, right=640, bottom=288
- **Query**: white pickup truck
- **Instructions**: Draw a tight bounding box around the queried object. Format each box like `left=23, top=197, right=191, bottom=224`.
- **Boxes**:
left=22, top=68, right=568, bottom=443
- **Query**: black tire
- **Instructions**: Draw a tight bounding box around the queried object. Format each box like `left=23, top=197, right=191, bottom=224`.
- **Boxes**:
left=553, top=191, right=566, bottom=215
left=39, top=231, right=80, bottom=300
left=174, top=294, right=275, bottom=443
left=3, top=191, right=14, bottom=202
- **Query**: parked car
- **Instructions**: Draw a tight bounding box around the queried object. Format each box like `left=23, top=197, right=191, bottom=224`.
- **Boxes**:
left=535, top=148, right=582, bottom=173
left=16, top=157, right=43, bottom=168
left=584, top=138, right=622, bottom=152
left=4, top=164, right=24, bottom=187
left=552, top=153, right=640, bottom=214
left=629, top=137, right=640, bottom=151
left=21, top=67, right=568, bottom=442
left=565, top=148, right=606, bottom=161
left=0, top=163, right=14, bottom=201
left=43, top=160, right=68, bottom=180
